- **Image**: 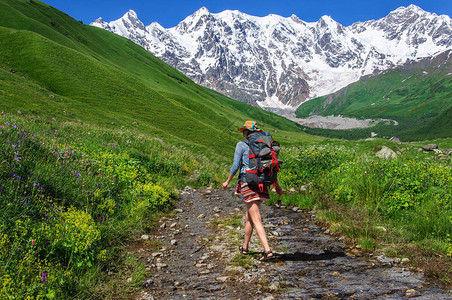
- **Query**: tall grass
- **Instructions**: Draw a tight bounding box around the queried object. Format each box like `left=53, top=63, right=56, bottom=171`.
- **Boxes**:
left=0, top=113, right=227, bottom=298
left=277, top=142, right=452, bottom=258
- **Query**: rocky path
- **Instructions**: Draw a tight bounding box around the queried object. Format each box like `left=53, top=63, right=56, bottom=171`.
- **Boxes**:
left=133, top=187, right=451, bottom=299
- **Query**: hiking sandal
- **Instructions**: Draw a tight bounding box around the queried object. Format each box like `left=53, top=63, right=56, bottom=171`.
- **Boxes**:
left=239, top=246, right=249, bottom=255
left=259, top=250, right=274, bottom=261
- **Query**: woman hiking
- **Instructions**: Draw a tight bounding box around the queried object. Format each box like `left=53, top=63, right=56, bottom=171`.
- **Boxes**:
left=222, top=121, right=282, bottom=261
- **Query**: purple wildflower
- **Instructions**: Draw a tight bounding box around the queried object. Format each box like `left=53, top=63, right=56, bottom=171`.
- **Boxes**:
left=13, top=157, right=21, bottom=162
left=41, top=271, right=47, bottom=282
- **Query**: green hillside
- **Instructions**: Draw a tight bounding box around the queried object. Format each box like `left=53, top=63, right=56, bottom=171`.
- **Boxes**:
left=0, top=0, right=318, bottom=157
left=296, top=50, right=452, bottom=140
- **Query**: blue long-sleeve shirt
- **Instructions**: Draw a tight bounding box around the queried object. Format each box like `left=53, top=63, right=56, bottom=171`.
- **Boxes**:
left=229, top=140, right=249, bottom=178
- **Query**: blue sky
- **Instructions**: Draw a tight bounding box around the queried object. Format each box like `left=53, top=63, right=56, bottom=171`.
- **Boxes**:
left=41, top=0, right=451, bottom=28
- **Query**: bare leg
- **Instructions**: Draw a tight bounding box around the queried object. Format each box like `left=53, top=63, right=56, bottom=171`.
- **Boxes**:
left=242, top=211, right=253, bottom=251
left=245, top=201, right=272, bottom=255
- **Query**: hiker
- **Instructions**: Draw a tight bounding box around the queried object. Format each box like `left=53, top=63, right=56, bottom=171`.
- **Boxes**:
left=222, top=121, right=282, bottom=261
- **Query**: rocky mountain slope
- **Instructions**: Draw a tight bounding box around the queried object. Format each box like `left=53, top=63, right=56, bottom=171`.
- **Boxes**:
left=91, top=5, right=452, bottom=110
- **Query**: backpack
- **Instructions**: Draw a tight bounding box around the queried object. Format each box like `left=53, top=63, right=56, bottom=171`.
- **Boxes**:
left=245, top=131, right=282, bottom=191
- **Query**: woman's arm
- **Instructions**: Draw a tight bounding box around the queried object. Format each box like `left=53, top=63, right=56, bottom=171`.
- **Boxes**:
left=222, top=142, right=245, bottom=189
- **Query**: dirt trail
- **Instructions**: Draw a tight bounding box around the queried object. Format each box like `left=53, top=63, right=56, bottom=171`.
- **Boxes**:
left=133, top=187, right=451, bottom=299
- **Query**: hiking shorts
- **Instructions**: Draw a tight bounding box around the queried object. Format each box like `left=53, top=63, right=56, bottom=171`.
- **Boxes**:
left=240, top=182, right=270, bottom=203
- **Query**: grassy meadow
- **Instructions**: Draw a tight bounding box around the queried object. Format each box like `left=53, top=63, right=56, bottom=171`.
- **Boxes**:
left=0, top=113, right=231, bottom=298
left=296, top=50, right=452, bottom=140
left=272, top=139, right=452, bottom=282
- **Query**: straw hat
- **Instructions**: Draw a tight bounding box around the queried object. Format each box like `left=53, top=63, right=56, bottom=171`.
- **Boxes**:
left=238, top=121, right=262, bottom=132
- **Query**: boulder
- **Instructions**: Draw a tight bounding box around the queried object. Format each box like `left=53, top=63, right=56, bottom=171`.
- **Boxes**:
left=389, top=136, right=400, bottom=142
left=442, top=149, right=452, bottom=156
left=422, top=144, right=438, bottom=151
left=375, top=146, right=397, bottom=159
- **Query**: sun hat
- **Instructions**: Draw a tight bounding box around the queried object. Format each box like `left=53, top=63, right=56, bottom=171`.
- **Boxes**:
left=238, top=121, right=263, bottom=132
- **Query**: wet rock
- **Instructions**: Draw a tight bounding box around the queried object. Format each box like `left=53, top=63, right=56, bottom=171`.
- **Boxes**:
left=225, top=266, right=246, bottom=273
left=138, top=292, right=155, bottom=300
left=142, top=279, right=154, bottom=287
left=375, top=255, right=393, bottom=264
left=406, top=289, right=422, bottom=298
left=216, top=276, right=229, bottom=282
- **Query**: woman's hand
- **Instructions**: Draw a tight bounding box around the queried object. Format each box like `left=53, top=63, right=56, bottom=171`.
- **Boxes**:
left=222, top=174, right=235, bottom=190
left=222, top=181, right=229, bottom=190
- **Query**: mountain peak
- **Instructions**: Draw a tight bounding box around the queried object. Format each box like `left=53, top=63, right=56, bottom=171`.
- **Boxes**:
left=391, top=4, right=430, bottom=18
left=194, top=7, right=211, bottom=16
left=91, top=6, right=452, bottom=110
left=124, top=9, right=138, bottom=18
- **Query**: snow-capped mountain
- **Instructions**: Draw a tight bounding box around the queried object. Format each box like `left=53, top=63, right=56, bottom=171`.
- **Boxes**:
left=91, top=5, right=452, bottom=110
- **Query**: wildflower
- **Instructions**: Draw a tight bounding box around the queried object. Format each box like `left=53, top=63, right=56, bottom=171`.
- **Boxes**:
left=32, top=240, right=35, bottom=246
left=41, top=271, right=47, bottom=282
left=13, top=157, right=21, bottom=162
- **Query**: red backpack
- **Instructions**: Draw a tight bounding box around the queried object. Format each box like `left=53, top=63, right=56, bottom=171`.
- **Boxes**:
left=245, top=131, right=282, bottom=191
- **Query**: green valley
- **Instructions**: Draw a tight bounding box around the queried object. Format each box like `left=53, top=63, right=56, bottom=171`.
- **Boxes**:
left=0, top=0, right=316, bottom=156
left=296, top=50, right=452, bottom=140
